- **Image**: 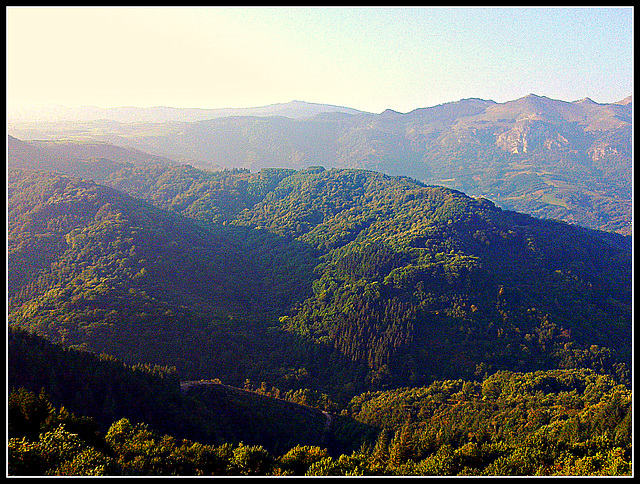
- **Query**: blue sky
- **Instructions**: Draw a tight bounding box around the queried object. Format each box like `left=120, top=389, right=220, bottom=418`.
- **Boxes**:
left=6, top=7, right=633, bottom=113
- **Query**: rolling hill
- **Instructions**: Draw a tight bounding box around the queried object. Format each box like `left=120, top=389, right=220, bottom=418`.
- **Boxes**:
left=8, top=134, right=177, bottom=177
left=7, top=167, right=320, bottom=387
left=8, top=166, right=632, bottom=399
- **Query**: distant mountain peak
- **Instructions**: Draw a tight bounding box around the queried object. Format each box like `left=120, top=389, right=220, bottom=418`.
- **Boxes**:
left=575, top=97, right=599, bottom=105
left=381, top=108, right=402, bottom=116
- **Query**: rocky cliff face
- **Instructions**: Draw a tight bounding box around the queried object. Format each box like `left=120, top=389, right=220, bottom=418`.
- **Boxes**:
left=495, top=119, right=570, bottom=154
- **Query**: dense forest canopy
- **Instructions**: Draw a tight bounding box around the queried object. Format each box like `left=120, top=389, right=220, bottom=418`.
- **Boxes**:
left=6, top=120, right=633, bottom=476
left=8, top=166, right=631, bottom=397
left=8, top=327, right=632, bottom=476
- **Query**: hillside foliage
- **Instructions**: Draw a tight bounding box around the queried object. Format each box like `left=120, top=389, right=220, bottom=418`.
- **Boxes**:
left=7, top=162, right=632, bottom=476
left=8, top=166, right=631, bottom=397
left=8, top=329, right=631, bottom=476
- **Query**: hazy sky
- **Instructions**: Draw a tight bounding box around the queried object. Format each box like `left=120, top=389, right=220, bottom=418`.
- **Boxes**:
left=6, top=6, right=634, bottom=113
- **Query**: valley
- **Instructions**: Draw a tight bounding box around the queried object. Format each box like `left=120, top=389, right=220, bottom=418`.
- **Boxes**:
left=9, top=95, right=632, bottom=235
left=7, top=94, right=633, bottom=476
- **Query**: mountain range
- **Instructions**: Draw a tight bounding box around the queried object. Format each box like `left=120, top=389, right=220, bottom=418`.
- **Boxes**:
left=6, top=93, right=633, bottom=476
left=7, top=99, right=367, bottom=124
left=8, top=94, right=632, bottom=235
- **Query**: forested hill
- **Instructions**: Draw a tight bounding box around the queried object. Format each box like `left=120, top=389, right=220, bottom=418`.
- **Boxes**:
left=8, top=166, right=632, bottom=400
left=226, top=167, right=631, bottom=387
left=9, top=327, right=631, bottom=476
left=8, top=327, right=374, bottom=459
left=7, top=167, right=318, bottom=386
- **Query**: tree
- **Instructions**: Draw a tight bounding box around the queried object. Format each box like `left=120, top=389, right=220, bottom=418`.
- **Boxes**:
left=229, top=443, right=273, bottom=475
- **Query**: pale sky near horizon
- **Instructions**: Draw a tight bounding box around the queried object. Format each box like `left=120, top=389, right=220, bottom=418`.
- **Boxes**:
left=6, top=6, right=634, bottom=114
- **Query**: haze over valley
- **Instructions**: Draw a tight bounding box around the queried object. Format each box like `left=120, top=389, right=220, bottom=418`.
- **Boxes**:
left=9, top=93, right=632, bottom=235
left=7, top=6, right=632, bottom=477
